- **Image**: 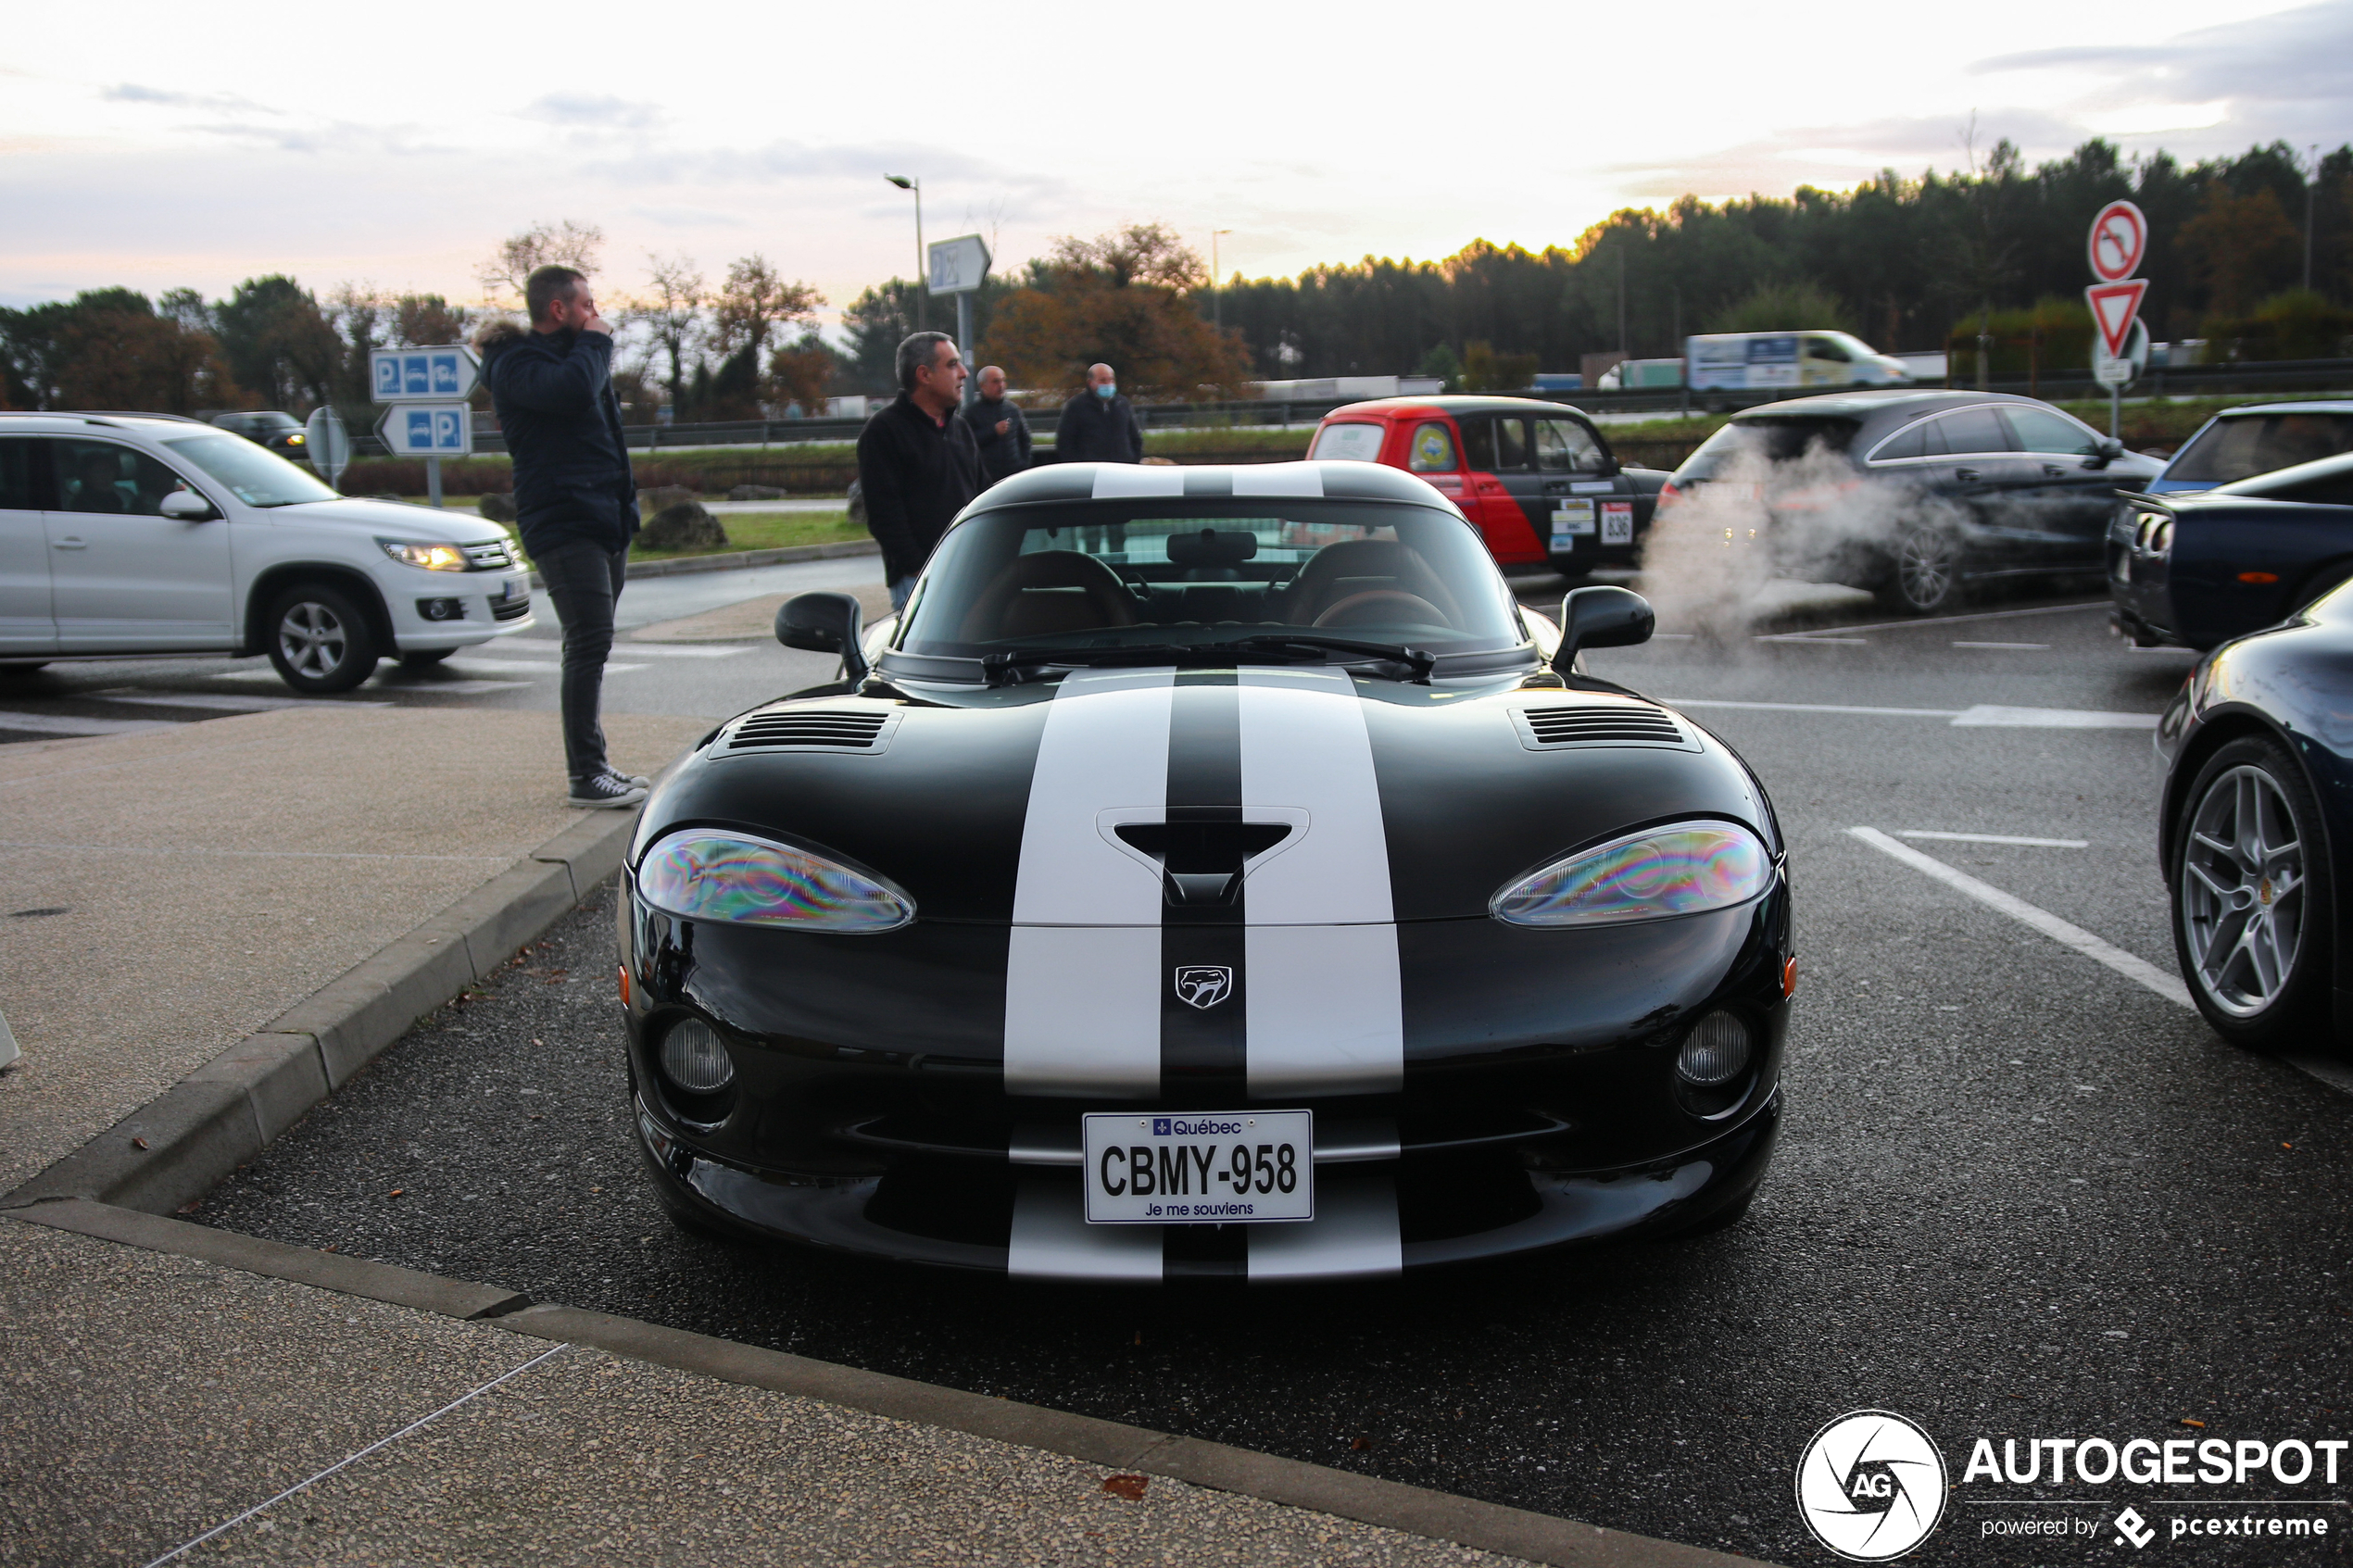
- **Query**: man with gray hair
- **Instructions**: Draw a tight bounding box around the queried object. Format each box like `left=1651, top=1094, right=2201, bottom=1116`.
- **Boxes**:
left=857, top=332, right=979, bottom=613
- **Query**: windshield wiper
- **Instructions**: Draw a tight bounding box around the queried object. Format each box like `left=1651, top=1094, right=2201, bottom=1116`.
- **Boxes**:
left=978, top=635, right=1435, bottom=686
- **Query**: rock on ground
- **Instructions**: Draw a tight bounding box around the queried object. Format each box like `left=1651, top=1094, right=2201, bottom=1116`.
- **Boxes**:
left=637, top=501, right=729, bottom=552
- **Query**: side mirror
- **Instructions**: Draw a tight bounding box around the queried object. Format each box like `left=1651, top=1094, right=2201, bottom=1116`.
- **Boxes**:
left=1553, top=584, right=1655, bottom=671
left=776, top=591, right=869, bottom=683
left=159, top=489, right=216, bottom=521
left=2091, top=437, right=2123, bottom=469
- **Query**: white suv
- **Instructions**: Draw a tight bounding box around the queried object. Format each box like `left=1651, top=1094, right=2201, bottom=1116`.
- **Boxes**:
left=0, top=411, right=534, bottom=692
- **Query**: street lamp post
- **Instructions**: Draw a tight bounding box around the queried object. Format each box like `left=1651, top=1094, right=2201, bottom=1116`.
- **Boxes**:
left=1213, top=229, right=1233, bottom=334
left=2307, top=144, right=2320, bottom=294
left=886, top=173, right=925, bottom=332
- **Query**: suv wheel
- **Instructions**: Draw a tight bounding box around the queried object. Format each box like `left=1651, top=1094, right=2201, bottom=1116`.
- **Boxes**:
left=2171, top=735, right=2333, bottom=1051
left=266, top=583, right=380, bottom=694
left=1878, top=523, right=1967, bottom=615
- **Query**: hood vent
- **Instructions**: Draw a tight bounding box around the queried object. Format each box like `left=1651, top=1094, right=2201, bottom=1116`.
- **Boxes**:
left=723, top=709, right=899, bottom=755
left=1511, top=703, right=1698, bottom=752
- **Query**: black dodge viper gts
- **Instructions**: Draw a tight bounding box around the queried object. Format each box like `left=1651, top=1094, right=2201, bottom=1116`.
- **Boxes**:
left=617, top=460, right=1793, bottom=1280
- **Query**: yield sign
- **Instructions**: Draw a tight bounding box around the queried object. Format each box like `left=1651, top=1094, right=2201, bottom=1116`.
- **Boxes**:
left=2087, top=200, right=2147, bottom=283
left=2085, top=281, right=2148, bottom=358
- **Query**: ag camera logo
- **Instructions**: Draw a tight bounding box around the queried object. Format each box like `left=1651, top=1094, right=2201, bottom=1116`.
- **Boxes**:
left=1796, top=1410, right=1948, bottom=1561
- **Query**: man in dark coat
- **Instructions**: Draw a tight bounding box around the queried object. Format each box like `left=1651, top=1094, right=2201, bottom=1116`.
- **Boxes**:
left=960, top=364, right=1032, bottom=485
left=1053, top=362, right=1144, bottom=463
left=857, top=332, right=979, bottom=612
left=476, top=264, right=644, bottom=808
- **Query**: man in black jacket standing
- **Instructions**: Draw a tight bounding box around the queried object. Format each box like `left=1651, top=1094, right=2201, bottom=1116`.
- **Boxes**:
left=1053, top=362, right=1144, bottom=463
left=858, top=332, right=979, bottom=612
left=960, top=364, right=1031, bottom=484
left=477, top=265, right=646, bottom=809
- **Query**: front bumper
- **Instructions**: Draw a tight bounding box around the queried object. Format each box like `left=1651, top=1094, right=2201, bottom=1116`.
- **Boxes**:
left=619, top=878, right=1792, bottom=1281
left=383, top=568, right=535, bottom=651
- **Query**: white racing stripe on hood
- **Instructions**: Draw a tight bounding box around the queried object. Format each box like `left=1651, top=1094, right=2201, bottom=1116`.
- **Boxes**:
left=1248, top=1168, right=1401, bottom=1280
left=1004, top=669, right=1173, bottom=1097
left=1009, top=1175, right=1164, bottom=1280
left=1092, top=466, right=1186, bottom=498
left=1239, top=668, right=1403, bottom=1096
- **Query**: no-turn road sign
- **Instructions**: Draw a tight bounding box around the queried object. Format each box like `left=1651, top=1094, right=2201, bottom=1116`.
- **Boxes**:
left=2087, top=200, right=2148, bottom=284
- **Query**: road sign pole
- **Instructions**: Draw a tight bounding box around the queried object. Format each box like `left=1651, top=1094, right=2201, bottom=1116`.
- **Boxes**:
left=957, top=293, right=974, bottom=408
left=427, top=456, right=442, bottom=508
left=2111, top=382, right=2120, bottom=441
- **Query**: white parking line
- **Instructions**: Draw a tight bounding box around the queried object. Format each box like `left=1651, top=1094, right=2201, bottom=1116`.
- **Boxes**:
left=1764, top=634, right=1869, bottom=645
left=1759, top=600, right=2109, bottom=639
left=505, top=638, right=749, bottom=659
left=447, top=657, right=648, bottom=675
left=1899, top=830, right=2089, bottom=847
left=91, top=691, right=393, bottom=712
left=1850, top=826, right=2190, bottom=1007
left=1664, top=697, right=2161, bottom=728
left=1951, top=641, right=2050, bottom=650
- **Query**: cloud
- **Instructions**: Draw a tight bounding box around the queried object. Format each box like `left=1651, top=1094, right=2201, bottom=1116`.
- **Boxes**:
left=521, top=93, right=665, bottom=130
left=102, top=82, right=275, bottom=115
left=1971, top=1, right=2353, bottom=119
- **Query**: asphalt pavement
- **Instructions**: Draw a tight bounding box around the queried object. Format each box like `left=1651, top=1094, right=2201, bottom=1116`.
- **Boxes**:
left=188, top=586, right=2353, bottom=1565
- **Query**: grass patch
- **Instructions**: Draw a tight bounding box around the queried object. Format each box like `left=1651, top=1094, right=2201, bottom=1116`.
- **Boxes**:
left=630, top=510, right=859, bottom=562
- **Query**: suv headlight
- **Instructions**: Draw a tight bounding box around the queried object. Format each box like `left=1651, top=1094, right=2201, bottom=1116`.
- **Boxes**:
left=636, top=829, right=913, bottom=934
left=1491, top=822, right=1771, bottom=926
left=379, top=538, right=469, bottom=571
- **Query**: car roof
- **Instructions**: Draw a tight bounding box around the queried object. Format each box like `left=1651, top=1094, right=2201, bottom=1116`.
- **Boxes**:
left=1730, top=389, right=2045, bottom=421
left=964, top=458, right=1451, bottom=514
left=0, top=410, right=211, bottom=434
left=1323, top=395, right=1594, bottom=421
left=2209, top=401, right=2353, bottom=419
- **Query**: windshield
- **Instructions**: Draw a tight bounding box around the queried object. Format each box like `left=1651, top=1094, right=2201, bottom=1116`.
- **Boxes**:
left=895, top=498, right=1526, bottom=661
left=2167, top=411, right=2353, bottom=485
left=1677, top=416, right=1860, bottom=481
left=1309, top=422, right=1385, bottom=462
left=162, top=433, right=338, bottom=508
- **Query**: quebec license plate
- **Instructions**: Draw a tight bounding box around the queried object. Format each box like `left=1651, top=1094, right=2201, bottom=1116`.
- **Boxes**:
left=1081, top=1110, right=1313, bottom=1223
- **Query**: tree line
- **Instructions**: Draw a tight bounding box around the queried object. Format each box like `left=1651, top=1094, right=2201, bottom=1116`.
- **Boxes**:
left=9, top=135, right=2351, bottom=420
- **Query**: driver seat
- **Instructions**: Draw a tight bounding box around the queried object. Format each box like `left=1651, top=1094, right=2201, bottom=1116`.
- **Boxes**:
left=1284, top=539, right=1463, bottom=627
left=959, top=550, right=1143, bottom=642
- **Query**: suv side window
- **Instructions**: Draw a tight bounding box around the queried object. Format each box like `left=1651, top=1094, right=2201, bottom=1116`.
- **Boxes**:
left=1407, top=421, right=1458, bottom=472
left=1535, top=418, right=1605, bottom=472
left=1934, top=407, right=2014, bottom=457
left=53, top=438, right=199, bottom=517
left=1872, top=418, right=1947, bottom=462
left=2004, top=407, right=2101, bottom=457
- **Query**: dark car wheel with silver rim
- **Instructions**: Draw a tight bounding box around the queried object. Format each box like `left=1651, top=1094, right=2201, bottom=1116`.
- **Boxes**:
left=1877, top=521, right=1967, bottom=614
left=2171, top=735, right=2333, bottom=1050
left=265, top=582, right=380, bottom=694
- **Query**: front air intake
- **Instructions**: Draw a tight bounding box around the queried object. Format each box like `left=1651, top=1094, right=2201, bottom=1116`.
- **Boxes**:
left=1511, top=704, right=1696, bottom=752
left=723, top=709, right=899, bottom=755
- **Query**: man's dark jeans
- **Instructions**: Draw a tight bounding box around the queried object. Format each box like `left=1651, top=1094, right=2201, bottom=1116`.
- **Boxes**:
left=536, top=541, right=628, bottom=781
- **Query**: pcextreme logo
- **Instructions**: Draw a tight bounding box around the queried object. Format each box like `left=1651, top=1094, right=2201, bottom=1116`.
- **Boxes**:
left=1796, top=1410, right=1950, bottom=1561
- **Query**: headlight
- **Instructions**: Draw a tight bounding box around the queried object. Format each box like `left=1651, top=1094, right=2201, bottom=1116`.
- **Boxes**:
left=287, top=433, right=306, bottom=445
left=636, top=829, right=913, bottom=933
left=1491, top=822, right=1771, bottom=926
left=379, top=538, right=469, bottom=571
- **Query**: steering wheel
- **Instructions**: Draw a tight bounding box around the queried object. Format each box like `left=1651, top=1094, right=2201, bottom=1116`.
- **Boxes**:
left=1314, top=590, right=1447, bottom=630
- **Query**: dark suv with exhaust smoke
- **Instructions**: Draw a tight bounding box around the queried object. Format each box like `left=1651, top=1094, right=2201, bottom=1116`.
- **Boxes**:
left=1660, top=390, right=2161, bottom=613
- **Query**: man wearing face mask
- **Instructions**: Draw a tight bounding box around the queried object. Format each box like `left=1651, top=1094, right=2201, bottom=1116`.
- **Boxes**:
left=1053, top=361, right=1145, bottom=464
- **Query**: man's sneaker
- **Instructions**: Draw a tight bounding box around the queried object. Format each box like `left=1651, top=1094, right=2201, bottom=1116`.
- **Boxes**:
left=602, top=765, right=652, bottom=789
left=568, top=771, right=648, bottom=809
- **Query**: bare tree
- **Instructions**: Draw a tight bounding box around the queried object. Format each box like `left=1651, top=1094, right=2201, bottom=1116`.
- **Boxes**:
left=476, top=220, right=606, bottom=305
left=635, top=254, right=705, bottom=408
left=709, top=254, right=824, bottom=363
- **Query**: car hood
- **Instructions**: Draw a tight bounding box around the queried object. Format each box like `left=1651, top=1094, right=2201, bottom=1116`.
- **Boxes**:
left=635, top=667, right=1780, bottom=924
left=266, top=496, right=512, bottom=546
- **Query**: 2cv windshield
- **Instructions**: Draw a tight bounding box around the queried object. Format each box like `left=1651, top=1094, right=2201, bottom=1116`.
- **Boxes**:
left=897, top=499, right=1526, bottom=657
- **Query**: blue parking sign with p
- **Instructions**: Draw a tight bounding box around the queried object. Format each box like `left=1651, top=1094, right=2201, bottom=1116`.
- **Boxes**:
left=434, top=411, right=462, bottom=450
left=373, top=357, right=400, bottom=397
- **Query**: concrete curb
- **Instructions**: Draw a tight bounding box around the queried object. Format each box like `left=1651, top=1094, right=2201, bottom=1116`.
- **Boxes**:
left=0, top=807, right=643, bottom=1218
left=528, top=537, right=878, bottom=589
left=5, top=1198, right=1770, bottom=1568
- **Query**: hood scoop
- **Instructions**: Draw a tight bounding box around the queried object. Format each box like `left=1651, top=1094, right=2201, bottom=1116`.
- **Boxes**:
left=1114, top=816, right=1295, bottom=907
left=1510, top=702, right=1698, bottom=752
left=723, top=709, right=900, bottom=755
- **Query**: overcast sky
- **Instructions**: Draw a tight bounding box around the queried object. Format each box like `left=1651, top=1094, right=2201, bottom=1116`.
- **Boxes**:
left=4, top=0, right=2347, bottom=329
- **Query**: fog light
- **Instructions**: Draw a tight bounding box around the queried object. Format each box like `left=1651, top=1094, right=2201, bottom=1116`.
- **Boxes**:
left=659, top=1018, right=734, bottom=1093
left=1676, top=1011, right=1751, bottom=1086
left=416, top=596, right=464, bottom=621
